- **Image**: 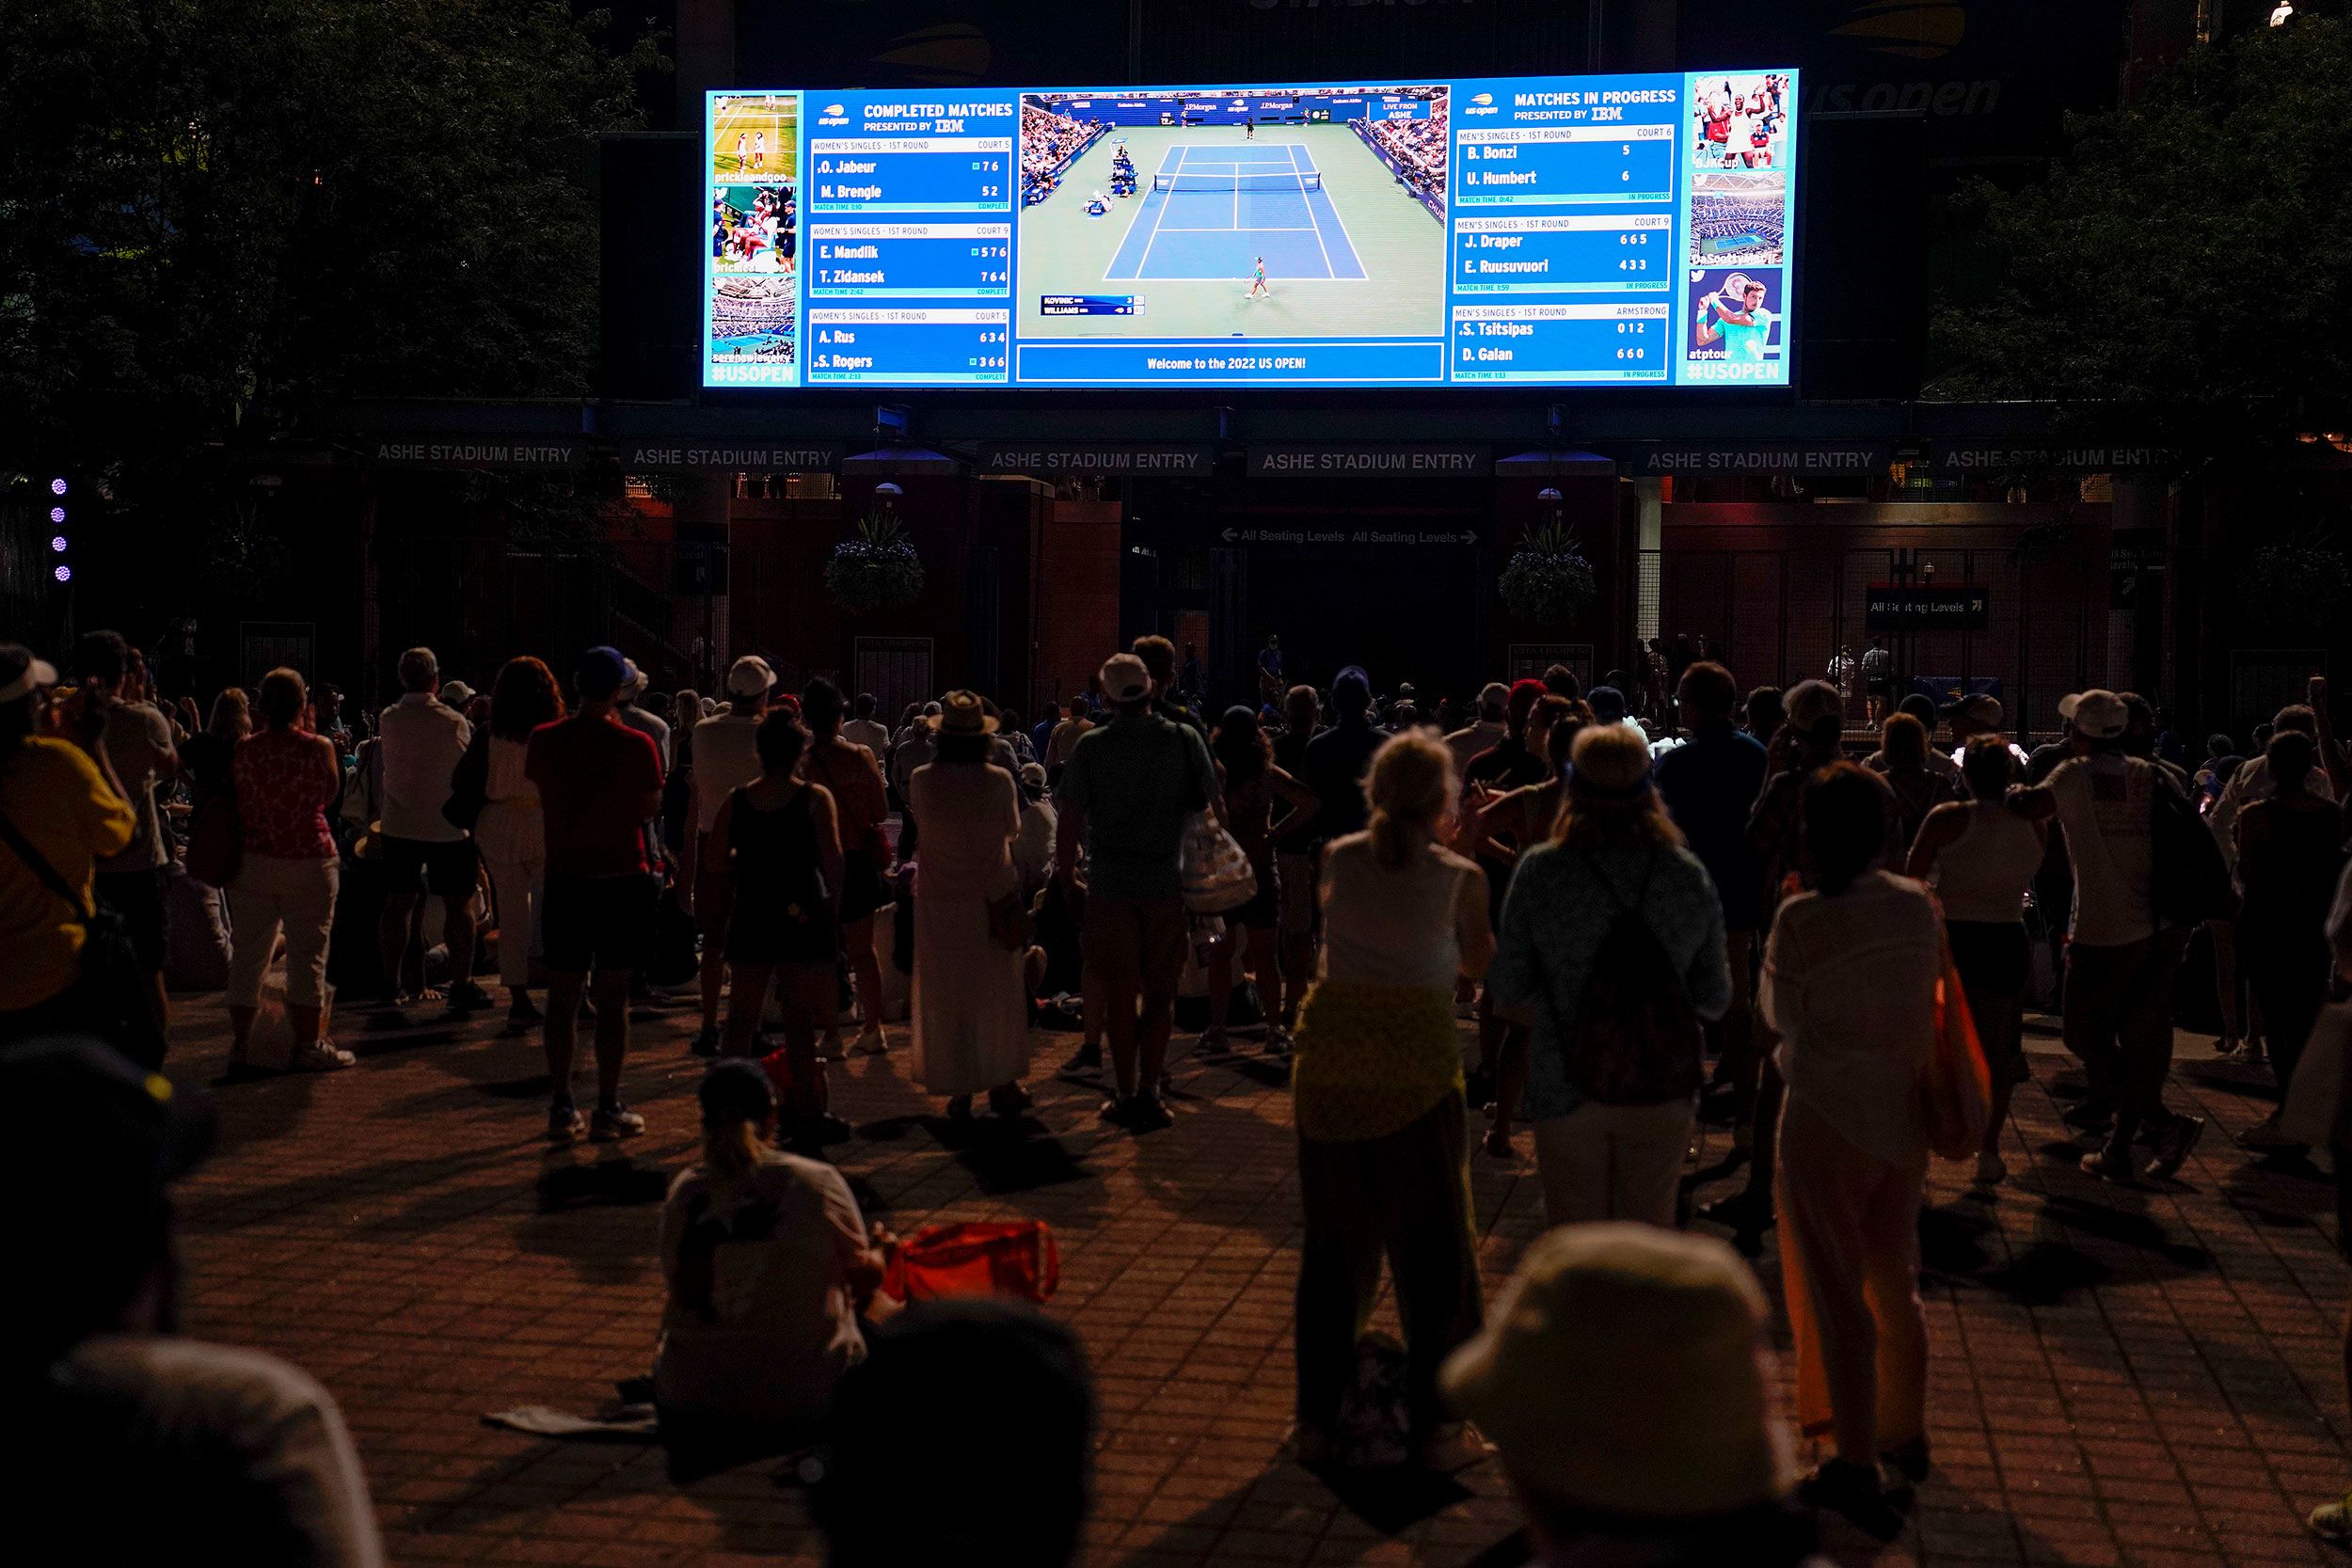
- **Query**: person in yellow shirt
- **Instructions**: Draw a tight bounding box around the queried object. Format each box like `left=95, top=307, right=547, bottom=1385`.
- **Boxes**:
left=0, top=645, right=137, bottom=1041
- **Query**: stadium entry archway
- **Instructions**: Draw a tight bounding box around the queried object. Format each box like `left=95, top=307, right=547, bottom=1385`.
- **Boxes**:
left=1125, top=475, right=1494, bottom=714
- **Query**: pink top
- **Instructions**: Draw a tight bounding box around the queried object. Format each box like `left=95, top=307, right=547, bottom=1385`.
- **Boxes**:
left=233, top=728, right=342, bottom=859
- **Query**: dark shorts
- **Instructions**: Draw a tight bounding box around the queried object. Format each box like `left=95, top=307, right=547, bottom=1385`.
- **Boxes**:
left=1230, top=855, right=1280, bottom=930
left=383, top=835, right=479, bottom=899
left=837, top=848, right=888, bottom=924
left=542, top=872, right=659, bottom=974
left=1083, top=894, right=1188, bottom=999
left=94, top=868, right=166, bottom=974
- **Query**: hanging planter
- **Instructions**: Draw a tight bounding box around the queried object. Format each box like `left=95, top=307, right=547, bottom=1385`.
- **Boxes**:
left=824, top=512, right=925, bottom=612
left=2237, top=531, right=2351, bottom=639
left=1498, top=521, right=1597, bottom=626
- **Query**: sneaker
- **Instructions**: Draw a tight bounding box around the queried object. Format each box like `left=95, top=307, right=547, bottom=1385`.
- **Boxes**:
left=590, top=1103, right=646, bottom=1142
left=548, top=1101, right=586, bottom=1142
left=852, top=1024, right=889, bottom=1055
left=447, top=980, right=497, bottom=1012
left=1973, top=1150, right=2008, bottom=1188
left=292, top=1041, right=357, bottom=1072
left=1416, top=1421, right=1487, bottom=1473
left=1064, top=1043, right=1104, bottom=1074
left=2079, top=1146, right=2137, bottom=1183
left=2310, top=1494, right=2352, bottom=1544
left=989, top=1082, right=1034, bottom=1117
left=690, top=1026, right=722, bottom=1059
left=816, top=1032, right=847, bottom=1063
left=2144, top=1115, right=2205, bottom=1180
left=1128, top=1095, right=1175, bottom=1132
left=1799, top=1458, right=1903, bottom=1542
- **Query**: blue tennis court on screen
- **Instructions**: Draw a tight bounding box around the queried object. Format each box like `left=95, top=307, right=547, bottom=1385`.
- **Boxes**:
left=1104, top=144, right=1367, bottom=282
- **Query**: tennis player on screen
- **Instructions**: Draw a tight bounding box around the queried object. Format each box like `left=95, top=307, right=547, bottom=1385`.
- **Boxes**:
left=752, top=130, right=767, bottom=173
left=1248, top=256, right=1269, bottom=300
left=1694, top=276, right=1774, bottom=361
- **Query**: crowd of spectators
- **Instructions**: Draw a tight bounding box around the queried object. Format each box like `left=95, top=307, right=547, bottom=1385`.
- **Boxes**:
left=1363, top=103, right=1448, bottom=212
left=1021, top=102, right=1100, bottom=204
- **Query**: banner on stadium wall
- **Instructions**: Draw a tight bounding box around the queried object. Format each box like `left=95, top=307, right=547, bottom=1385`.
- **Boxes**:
left=369, top=436, right=586, bottom=468
left=616, top=442, right=839, bottom=470
left=1916, top=440, right=2177, bottom=474
left=1246, top=444, right=1490, bottom=478
left=977, top=444, right=1217, bottom=476
left=1619, top=441, right=1890, bottom=476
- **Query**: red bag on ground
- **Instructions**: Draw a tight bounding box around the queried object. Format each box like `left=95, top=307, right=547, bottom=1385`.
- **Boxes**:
left=759, top=1048, right=793, bottom=1103
left=882, top=1220, right=1060, bottom=1305
left=1918, top=938, right=1993, bottom=1162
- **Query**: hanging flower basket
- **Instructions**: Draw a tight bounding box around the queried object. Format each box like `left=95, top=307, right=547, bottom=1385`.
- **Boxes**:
left=1498, top=522, right=1597, bottom=626
left=2237, top=532, right=2351, bottom=639
left=825, top=513, right=925, bottom=612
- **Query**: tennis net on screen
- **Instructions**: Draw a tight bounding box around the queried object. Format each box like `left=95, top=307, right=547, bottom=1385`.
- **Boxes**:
left=1152, top=170, right=1323, bottom=193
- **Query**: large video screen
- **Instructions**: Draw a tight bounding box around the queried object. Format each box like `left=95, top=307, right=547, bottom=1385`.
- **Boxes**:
left=704, top=71, right=1795, bottom=390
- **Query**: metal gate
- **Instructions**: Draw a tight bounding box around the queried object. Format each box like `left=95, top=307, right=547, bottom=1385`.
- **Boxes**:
left=854, top=636, right=934, bottom=724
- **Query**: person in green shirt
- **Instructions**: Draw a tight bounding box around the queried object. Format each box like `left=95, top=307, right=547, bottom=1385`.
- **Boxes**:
left=1053, top=653, right=1217, bottom=1132
left=1695, top=277, right=1773, bottom=363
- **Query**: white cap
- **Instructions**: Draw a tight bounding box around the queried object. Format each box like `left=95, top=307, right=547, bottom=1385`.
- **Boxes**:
left=2058, top=689, right=2127, bottom=739
left=726, top=656, right=776, bottom=698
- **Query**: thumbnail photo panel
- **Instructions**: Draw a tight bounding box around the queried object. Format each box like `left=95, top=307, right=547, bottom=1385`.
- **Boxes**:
left=1014, top=85, right=1450, bottom=343
left=1688, top=72, right=1789, bottom=171
left=1683, top=265, right=1784, bottom=383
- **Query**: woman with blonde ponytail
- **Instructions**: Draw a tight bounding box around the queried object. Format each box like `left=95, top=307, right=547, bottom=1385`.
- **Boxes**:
left=1289, top=729, right=1494, bottom=1474
left=655, top=1061, right=895, bottom=1436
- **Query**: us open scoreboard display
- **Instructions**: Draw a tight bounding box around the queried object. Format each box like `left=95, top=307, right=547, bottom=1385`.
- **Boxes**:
left=703, top=69, right=1795, bottom=389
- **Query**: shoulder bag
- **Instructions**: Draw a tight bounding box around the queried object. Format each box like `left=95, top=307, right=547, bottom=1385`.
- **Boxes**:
left=0, top=803, right=168, bottom=1068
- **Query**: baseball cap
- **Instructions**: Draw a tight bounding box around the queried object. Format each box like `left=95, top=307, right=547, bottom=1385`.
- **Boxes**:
left=576, top=645, right=638, bottom=701
left=1784, top=678, right=1843, bottom=734
left=437, top=680, right=477, bottom=709
left=698, top=1058, right=775, bottom=1128
left=1441, top=1224, right=1795, bottom=1518
left=1099, top=653, right=1152, bottom=704
left=1938, top=692, right=2003, bottom=731
left=726, top=656, right=777, bottom=698
left=2058, top=689, right=2127, bottom=738
left=1019, top=761, right=1048, bottom=793
left=0, top=643, right=59, bottom=705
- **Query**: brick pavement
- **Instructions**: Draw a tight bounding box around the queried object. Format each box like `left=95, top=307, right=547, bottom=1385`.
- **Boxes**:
left=163, top=995, right=2352, bottom=1567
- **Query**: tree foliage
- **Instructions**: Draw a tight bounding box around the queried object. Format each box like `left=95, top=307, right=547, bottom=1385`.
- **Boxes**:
left=0, top=0, right=661, bottom=485
left=1931, top=20, right=2352, bottom=457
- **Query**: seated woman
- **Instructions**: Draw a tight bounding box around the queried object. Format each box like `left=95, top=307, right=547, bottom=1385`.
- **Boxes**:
left=655, top=1060, right=896, bottom=1436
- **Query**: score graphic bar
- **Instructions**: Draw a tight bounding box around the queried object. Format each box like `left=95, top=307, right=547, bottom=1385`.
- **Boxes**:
left=806, top=222, right=1011, bottom=298
left=1449, top=302, right=1671, bottom=383
left=805, top=308, right=1012, bottom=385
left=1454, top=124, right=1675, bottom=206
left=807, top=137, right=1014, bottom=214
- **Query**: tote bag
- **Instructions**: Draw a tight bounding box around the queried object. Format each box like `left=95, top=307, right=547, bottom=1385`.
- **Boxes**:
left=1918, top=937, right=1994, bottom=1162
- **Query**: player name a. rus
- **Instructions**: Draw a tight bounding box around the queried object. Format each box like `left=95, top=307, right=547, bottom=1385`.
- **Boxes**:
left=1451, top=214, right=1671, bottom=293
left=806, top=307, right=1009, bottom=384
left=1454, top=123, right=1675, bottom=206
left=806, top=222, right=1009, bottom=297
left=1449, top=302, right=1669, bottom=382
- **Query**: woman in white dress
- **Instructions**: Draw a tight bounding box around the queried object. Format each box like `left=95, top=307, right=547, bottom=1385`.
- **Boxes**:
left=908, top=690, right=1033, bottom=1120
left=476, top=657, right=561, bottom=1034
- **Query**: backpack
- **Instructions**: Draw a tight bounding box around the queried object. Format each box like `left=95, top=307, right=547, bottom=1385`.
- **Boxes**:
left=2150, top=773, right=2236, bottom=927
left=1568, top=850, right=1705, bottom=1106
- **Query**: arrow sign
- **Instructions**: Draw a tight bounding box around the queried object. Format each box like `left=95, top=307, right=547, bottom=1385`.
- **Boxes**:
left=1220, top=527, right=1238, bottom=543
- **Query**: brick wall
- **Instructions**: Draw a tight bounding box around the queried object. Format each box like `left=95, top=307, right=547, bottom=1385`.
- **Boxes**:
left=1032, top=499, right=1121, bottom=713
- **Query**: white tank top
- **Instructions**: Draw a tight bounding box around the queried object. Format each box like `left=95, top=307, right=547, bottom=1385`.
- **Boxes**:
left=1929, top=800, right=2042, bottom=925
left=1316, top=833, right=1471, bottom=990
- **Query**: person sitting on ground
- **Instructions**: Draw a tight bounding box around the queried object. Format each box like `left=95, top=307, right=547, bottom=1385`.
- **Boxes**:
left=6, top=1037, right=383, bottom=1566
left=1441, top=1224, right=1826, bottom=1568
left=656, top=1059, right=892, bottom=1437
left=813, top=1299, right=1095, bottom=1568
